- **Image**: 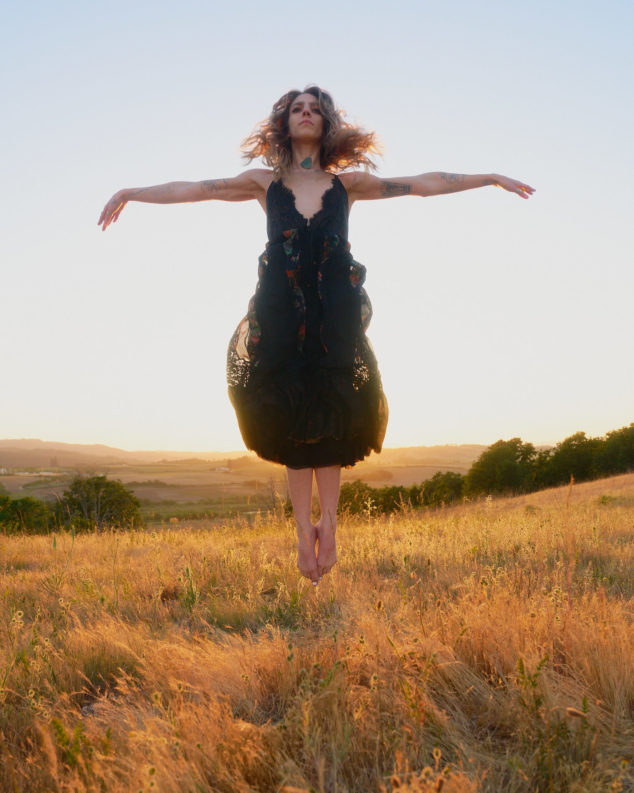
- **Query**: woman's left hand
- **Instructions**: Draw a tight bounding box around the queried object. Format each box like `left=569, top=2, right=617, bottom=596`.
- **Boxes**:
left=491, top=174, right=535, bottom=199
left=98, top=189, right=130, bottom=231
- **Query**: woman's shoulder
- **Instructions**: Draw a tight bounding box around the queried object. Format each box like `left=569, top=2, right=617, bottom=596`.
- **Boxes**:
left=334, top=170, right=377, bottom=204
left=239, top=168, right=276, bottom=192
left=335, top=171, right=367, bottom=189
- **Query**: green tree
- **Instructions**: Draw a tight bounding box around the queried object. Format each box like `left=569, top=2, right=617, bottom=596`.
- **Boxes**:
left=464, top=438, right=537, bottom=496
left=533, top=448, right=555, bottom=489
left=422, top=471, right=464, bottom=507
left=546, top=431, right=600, bottom=485
left=0, top=495, right=51, bottom=535
left=594, top=423, right=634, bottom=476
left=55, top=475, right=143, bottom=532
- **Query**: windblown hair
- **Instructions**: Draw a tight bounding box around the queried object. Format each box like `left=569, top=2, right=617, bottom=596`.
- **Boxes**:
left=242, top=85, right=380, bottom=175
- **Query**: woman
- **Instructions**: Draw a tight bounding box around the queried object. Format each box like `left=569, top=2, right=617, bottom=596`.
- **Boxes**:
left=99, top=85, right=534, bottom=585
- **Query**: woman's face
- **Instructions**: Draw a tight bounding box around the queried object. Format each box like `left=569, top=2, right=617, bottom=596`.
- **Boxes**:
left=287, top=93, right=324, bottom=143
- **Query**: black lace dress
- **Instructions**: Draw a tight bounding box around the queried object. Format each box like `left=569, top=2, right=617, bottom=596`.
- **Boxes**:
left=227, top=174, right=388, bottom=469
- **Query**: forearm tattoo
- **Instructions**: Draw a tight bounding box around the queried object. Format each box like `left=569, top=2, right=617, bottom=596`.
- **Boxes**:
left=438, top=173, right=465, bottom=185
left=380, top=180, right=412, bottom=197
left=201, top=179, right=229, bottom=194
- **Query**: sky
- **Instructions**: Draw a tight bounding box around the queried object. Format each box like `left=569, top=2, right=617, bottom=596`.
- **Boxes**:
left=2, top=0, right=633, bottom=452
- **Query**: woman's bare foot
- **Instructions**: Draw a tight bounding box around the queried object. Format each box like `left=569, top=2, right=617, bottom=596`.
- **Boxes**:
left=315, top=519, right=337, bottom=577
left=296, top=523, right=319, bottom=584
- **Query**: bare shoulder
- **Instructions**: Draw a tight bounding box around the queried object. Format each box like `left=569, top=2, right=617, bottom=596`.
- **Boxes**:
left=337, top=171, right=373, bottom=191
left=234, top=168, right=275, bottom=210
left=337, top=171, right=382, bottom=202
left=337, top=171, right=366, bottom=205
left=239, top=168, right=275, bottom=190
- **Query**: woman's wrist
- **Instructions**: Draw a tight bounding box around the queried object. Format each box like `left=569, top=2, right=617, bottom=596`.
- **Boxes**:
left=120, top=187, right=138, bottom=202
left=121, top=184, right=178, bottom=203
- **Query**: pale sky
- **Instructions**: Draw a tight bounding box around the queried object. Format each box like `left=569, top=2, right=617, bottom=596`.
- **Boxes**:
left=2, top=0, right=633, bottom=452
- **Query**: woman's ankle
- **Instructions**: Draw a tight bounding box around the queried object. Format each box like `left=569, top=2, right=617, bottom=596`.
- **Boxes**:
left=315, top=518, right=336, bottom=535
left=296, top=519, right=316, bottom=539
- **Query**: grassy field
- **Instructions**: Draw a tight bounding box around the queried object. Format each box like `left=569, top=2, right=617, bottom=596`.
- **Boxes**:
left=1, top=474, right=632, bottom=792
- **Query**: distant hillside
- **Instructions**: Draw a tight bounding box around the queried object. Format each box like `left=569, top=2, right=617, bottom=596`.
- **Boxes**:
left=0, top=439, right=247, bottom=469
left=0, top=439, right=488, bottom=471
left=366, top=444, right=488, bottom=468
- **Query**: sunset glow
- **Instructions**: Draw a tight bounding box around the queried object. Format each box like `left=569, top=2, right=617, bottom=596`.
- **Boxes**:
left=2, top=1, right=632, bottom=452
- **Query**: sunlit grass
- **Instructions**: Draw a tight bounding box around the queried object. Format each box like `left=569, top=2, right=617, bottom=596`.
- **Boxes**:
left=1, top=474, right=632, bottom=791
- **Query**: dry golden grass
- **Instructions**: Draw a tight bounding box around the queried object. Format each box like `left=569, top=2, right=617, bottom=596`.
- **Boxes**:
left=1, top=474, right=632, bottom=792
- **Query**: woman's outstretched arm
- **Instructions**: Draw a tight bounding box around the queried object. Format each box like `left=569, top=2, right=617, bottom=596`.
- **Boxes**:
left=340, top=171, right=535, bottom=203
left=98, top=168, right=273, bottom=231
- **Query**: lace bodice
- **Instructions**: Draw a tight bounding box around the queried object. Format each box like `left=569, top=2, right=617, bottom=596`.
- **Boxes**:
left=266, top=175, right=349, bottom=243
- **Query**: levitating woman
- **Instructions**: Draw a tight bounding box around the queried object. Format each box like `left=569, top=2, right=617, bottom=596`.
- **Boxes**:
left=99, top=85, right=534, bottom=585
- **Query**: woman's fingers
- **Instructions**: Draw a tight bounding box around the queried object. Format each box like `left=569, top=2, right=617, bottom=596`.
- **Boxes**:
left=98, top=191, right=128, bottom=230
left=98, top=203, right=112, bottom=229
left=98, top=198, right=126, bottom=230
left=500, top=178, right=535, bottom=198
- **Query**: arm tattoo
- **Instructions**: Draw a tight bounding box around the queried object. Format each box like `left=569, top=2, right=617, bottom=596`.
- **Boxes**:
left=201, top=179, right=229, bottom=194
left=438, top=173, right=465, bottom=185
left=380, top=180, right=411, bottom=197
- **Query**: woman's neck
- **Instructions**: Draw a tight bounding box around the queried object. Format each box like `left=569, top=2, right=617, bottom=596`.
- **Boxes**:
left=290, top=143, right=322, bottom=173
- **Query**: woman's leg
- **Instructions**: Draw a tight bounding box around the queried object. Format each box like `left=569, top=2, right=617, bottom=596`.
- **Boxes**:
left=314, top=465, right=341, bottom=577
left=286, top=467, right=319, bottom=584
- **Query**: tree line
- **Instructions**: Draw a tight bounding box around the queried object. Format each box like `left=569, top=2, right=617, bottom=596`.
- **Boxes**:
left=340, top=424, right=633, bottom=514
left=1, top=424, right=632, bottom=531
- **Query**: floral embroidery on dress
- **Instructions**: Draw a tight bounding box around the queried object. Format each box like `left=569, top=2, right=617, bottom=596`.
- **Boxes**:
left=352, top=351, right=370, bottom=390
left=349, top=259, right=365, bottom=288
left=282, top=228, right=300, bottom=263
left=281, top=228, right=306, bottom=350
left=321, top=232, right=339, bottom=264
left=258, top=250, right=269, bottom=277
left=360, top=289, right=373, bottom=331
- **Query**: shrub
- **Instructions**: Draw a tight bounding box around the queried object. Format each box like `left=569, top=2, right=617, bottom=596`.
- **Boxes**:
left=54, top=475, right=143, bottom=532
left=421, top=471, right=464, bottom=507
left=0, top=495, right=52, bottom=535
left=339, top=480, right=376, bottom=515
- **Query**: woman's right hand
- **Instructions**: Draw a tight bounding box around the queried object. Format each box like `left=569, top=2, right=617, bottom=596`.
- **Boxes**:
left=98, top=189, right=129, bottom=231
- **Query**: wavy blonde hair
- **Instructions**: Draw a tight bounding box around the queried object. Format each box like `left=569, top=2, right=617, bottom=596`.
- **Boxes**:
left=241, top=85, right=380, bottom=175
